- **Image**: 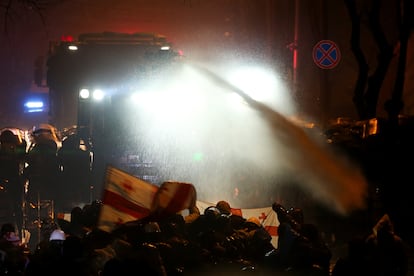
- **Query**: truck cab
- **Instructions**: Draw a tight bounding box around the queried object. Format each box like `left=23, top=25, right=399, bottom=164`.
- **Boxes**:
left=46, top=32, right=181, bottom=199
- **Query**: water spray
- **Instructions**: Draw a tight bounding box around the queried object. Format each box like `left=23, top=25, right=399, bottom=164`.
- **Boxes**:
left=189, top=62, right=368, bottom=215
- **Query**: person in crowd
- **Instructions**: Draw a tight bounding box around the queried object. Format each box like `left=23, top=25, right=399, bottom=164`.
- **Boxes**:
left=183, top=206, right=225, bottom=263
left=364, top=214, right=408, bottom=276
left=97, top=236, right=167, bottom=276
left=59, top=206, right=88, bottom=238
left=25, top=228, right=66, bottom=275
left=25, top=225, right=91, bottom=276
left=57, top=134, right=92, bottom=208
left=215, top=200, right=246, bottom=230
left=186, top=205, right=254, bottom=273
left=293, top=222, right=332, bottom=274
left=0, top=223, right=28, bottom=275
left=24, top=126, right=61, bottom=212
left=267, top=202, right=304, bottom=271
left=0, top=130, right=26, bottom=228
left=331, top=235, right=373, bottom=276
left=95, top=219, right=171, bottom=275
left=333, top=214, right=409, bottom=276
left=184, top=205, right=200, bottom=224
left=269, top=202, right=332, bottom=275
left=242, top=217, right=275, bottom=265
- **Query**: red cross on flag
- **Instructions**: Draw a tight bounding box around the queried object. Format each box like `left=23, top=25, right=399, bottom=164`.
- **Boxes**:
left=98, top=166, right=158, bottom=232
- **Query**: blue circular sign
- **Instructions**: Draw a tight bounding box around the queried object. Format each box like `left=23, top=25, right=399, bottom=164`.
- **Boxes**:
left=313, top=40, right=341, bottom=69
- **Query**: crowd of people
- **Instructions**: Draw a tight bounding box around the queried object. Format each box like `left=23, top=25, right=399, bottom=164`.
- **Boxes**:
left=0, top=126, right=91, bottom=228
left=0, top=197, right=410, bottom=275
left=1, top=127, right=412, bottom=275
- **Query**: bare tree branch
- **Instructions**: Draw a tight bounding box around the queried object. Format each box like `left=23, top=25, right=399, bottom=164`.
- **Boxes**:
left=3, top=0, right=13, bottom=34
left=1, top=0, right=66, bottom=33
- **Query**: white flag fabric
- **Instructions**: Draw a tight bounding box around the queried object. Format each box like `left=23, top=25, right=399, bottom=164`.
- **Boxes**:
left=98, top=166, right=158, bottom=232
left=196, top=200, right=280, bottom=248
left=151, top=180, right=197, bottom=218
left=98, top=167, right=197, bottom=232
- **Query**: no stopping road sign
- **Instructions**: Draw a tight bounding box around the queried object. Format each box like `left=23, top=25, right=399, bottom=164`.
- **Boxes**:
left=313, top=40, right=341, bottom=69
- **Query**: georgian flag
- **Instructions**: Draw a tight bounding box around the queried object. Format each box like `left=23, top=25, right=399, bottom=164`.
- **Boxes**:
left=98, top=166, right=197, bottom=232
left=196, top=200, right=279, bottom=248
left=98, top=165, right=158, bottom=232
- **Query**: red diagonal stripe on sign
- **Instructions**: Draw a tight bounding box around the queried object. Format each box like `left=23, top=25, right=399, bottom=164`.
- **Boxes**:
left=318, top=45, right=336, bottom=63
left=103, top=189, right=151, bottom=219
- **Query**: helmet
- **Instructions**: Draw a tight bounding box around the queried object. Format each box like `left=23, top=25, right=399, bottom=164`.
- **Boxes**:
left=204, top=206, right=221, bottom=219
left=216, top=200, right=231, bottom=215
left=144, top=222, right=161, bottom=233
left=49, top=229, right=66, bottom=241
left=5, top=232, right=20, bottom=243
left=247, top=217, right=261, bottom=227
left=288, top=207, right=304, bottom=225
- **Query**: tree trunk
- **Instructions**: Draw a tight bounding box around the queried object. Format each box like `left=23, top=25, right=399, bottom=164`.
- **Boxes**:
left=364, top=0, right=394, bottom=119
left=385, top=0, right=412, bottom=125
left=344, top=0, right=369, bottom=120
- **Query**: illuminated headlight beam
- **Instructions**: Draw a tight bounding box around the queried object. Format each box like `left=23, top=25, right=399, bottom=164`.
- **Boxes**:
left=79, top=88, right=105, bottom=101
left=92, top=89, right=105, bottom=101
left=68, top=45, right=78, bottom=51
left=79, top=89, right=90, bottom=99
